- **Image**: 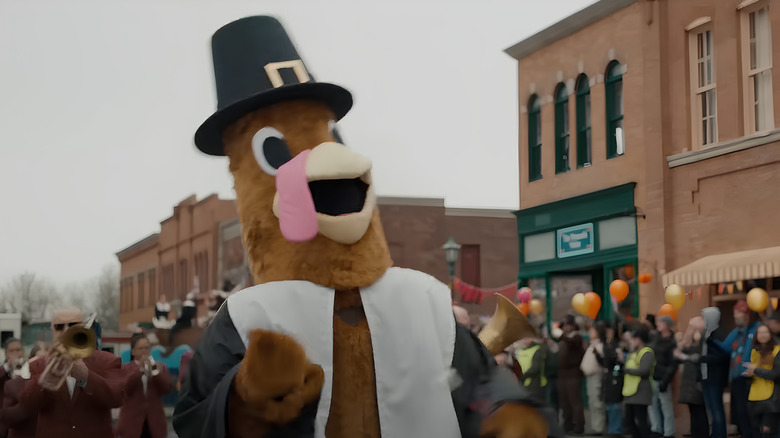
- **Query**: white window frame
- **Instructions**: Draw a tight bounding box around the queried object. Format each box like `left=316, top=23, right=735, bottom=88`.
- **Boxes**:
left=688, top=21, right=718, bottom=149
left=740, top=1, right=774, bottom=134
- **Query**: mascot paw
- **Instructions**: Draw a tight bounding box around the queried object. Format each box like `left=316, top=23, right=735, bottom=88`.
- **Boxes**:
left=231, top=330, right=324, bottom=429
left=479, top=402, right=549, bottom=438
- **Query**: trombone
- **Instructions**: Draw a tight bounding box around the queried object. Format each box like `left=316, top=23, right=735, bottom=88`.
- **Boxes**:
left=38, top=313, right=97, bottom=391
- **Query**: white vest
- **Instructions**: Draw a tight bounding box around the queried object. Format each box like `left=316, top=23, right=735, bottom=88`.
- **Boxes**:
left=226, top=267, right=461, bottom=438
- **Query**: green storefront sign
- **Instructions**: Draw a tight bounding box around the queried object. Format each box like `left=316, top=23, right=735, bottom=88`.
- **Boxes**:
left=557, top=223, right=594, bottom=258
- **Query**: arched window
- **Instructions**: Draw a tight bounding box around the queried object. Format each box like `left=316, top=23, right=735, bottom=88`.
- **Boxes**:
left=575, top=74, right=592, bottom=167
left=605, top=61, right=624, bottom=158
left=528, top=95, right=542, bottom=181
left=554, top=84, right=570, bottom=173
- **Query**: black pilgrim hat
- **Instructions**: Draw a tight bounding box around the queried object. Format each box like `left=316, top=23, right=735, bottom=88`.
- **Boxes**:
left=195, top=16, right=353, bottom=156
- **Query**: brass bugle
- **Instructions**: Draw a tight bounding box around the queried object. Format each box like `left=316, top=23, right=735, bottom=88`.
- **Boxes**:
left=38, top=313, right=97, bottom=391
left=478, top=294, right=538, bottom=355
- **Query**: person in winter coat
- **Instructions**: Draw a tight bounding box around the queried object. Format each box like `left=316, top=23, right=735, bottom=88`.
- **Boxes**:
left=514, top=337, right=547, bottom=402
left=648, top=315, right=677, bottom=438
left=622, top=326, right=655, bottom=438
left=713, top=300, right=759, bottom=438
left=558, top=315, right=585, bottom=435
left=675, top=319, right=707, bottom=438
left=696, top=307, right=730, bottom=438
left=582, top=323, right=606, bottom=435
left=742, top=324, right=780, bottom=438
left=598, top=322, right=624, bottom=438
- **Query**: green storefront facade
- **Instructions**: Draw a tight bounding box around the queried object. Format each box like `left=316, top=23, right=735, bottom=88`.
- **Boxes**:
left=514, top=183, right=640, bottom=326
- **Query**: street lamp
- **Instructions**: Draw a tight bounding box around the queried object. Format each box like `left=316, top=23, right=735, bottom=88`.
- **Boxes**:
left=442, top=237, right=461, bottom=298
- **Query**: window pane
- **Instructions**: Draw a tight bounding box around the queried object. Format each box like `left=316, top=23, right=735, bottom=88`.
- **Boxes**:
left=598, top=216, right=636, bottom=249
left=750, top=11, right=758, bottom=70
left=555, top=86, right=570, bottom=173
left=707, top=89, right=717, bottom=118
left=615, top=122, right=625, bottom=155
left=754, top=70, right=774, bottom=131
left=615, top=80, right=623, bottom=116
left=536, top=113, right=542, bottom=145
left=585, top=93, right=591, bottom=126
left=702, top=117, right=708, bottom=145
left=585, top=129, right=592, bottom=164
left=698, top=32, right=704, bottom=59
left=524, top=232, right=555, bottom=263
left=754, top=74, right=761, bottom=130
left=698, top=60, right=705, bottom=88
left=528, top=99, right=542, bottom=180
left=709, top=116, right=716, bottom=144
left=550, top=275, right=593, bottom=323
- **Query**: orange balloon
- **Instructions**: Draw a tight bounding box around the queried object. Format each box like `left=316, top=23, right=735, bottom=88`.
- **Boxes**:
left=624, top=265, right=635, bottom=280
left=638, top=273, right=652, bottom=284
left=658, top=303, right=678, bottom=321
left=610, top=280, right=629, bottom=303
left=584, top=292, right=601, bottom=319
left=517, top=303, right=530, bottom=316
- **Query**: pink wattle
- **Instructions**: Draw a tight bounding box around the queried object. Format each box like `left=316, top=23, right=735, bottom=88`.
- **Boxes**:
left=275, top=149, right=318, bottom=242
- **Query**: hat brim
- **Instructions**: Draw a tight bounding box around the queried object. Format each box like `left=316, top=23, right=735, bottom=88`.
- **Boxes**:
left=195, top=82, right=353, bottom=156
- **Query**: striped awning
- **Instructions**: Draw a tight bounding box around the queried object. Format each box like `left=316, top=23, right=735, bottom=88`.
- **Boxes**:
left=662, top=246, right=780, bottom=287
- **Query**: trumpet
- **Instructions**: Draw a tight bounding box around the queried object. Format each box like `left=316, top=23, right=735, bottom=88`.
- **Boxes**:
left=39, top=313, right=97, bottom=391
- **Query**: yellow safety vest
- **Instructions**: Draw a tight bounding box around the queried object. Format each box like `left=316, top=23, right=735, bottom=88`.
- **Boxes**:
left=622, top=347, right=654, bottom=397
left=515, top=344, right=547, bottom=387
left=748, top=345, right=780, bottom=401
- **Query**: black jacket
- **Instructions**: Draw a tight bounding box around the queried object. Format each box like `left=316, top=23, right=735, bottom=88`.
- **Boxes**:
left=678, top=341, right=704, bottom=405
left=701, top=331, right=729, bottom=389
left=558, top=333, right=584, bottom=376
left=173, top=306, right=563, bottom=438
left=651, top=333, right=677, bottom=386
left=599, top=339, right=623, bottom=404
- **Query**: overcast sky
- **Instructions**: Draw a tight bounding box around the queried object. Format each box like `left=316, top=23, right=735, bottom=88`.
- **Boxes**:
left=0, top=0, right=596, bottom=286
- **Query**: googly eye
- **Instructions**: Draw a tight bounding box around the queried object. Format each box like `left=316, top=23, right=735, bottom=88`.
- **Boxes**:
left=251, top=127, right=293, bottom=176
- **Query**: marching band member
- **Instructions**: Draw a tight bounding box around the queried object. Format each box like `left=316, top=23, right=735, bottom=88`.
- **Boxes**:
left=115, top=333, right=174, bottom=438
left=0, top=339, right=24, bottom=438
left=2, top=343, right=46, bottom=438
left=20, top=308, right=123, bottom=438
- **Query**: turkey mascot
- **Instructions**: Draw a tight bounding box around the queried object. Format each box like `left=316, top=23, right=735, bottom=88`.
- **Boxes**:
left=173, top=16, right=560, bottom=438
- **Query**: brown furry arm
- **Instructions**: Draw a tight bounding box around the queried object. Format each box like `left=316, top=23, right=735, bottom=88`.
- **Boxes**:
left=228, top=330, right=324, bottom=437
left=479, top=402, right=550, bottom=438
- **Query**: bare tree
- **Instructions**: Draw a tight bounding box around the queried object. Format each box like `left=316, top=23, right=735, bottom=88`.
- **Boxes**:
left=0, top=273, right=60, bottom=325
left=93, top=264, right=119, bottom=331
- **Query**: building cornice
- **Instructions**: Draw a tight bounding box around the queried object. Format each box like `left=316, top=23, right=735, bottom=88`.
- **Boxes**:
left=116, top=233, right=160, bottom=261
left=377, top=196, right=445, bottom=207
left=504, top=0, right=638, bottom=61
left=667, top=128, right=780, bottom=168
left=445, top=208, right=516, bottom=219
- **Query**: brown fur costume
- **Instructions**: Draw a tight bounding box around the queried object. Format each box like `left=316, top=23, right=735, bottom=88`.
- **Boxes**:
left=224, top=101, right=388, bottom=436
left=222, top=100, right=549, bottom=437
left=175, top=15, right=553, bottom=438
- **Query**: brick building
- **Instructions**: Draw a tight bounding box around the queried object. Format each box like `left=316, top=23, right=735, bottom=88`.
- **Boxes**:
left=116, top=195, right=240, bottom=329
left=505, top=0, right=780, bottom=329
left=117, top=195, right=518, bottom=329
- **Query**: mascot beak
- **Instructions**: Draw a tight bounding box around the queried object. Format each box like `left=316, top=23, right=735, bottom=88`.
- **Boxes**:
left=273, top=142, right=376, bottom=244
